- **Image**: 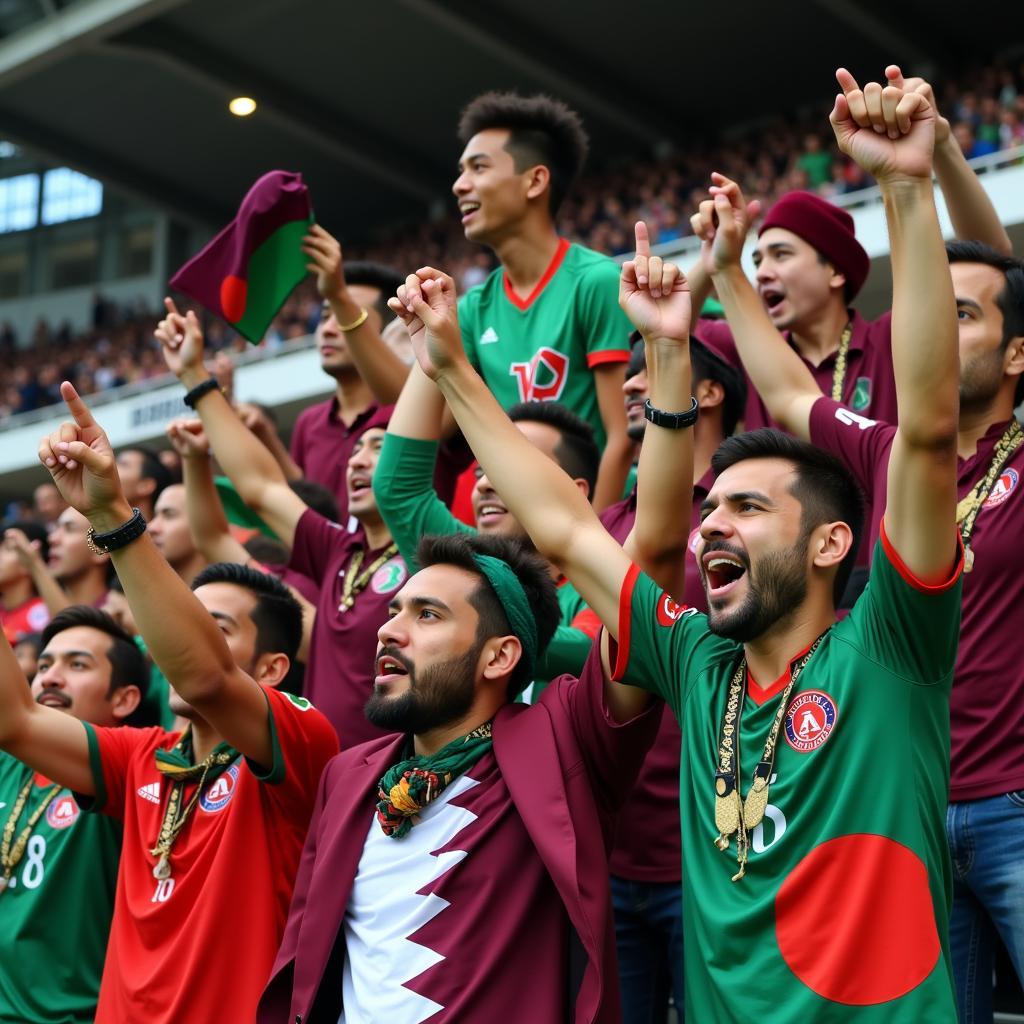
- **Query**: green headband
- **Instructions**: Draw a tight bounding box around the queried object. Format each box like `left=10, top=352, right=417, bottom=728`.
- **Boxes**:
left=472, top=554, right=539, bottom=691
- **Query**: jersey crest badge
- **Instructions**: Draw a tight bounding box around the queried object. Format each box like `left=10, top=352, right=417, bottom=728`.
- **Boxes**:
left=479, top=326, right=499, bottom=345
left=371, top=557, right=407, bottom=594
left=200, top=763, right=240, bottom=813
left=851, top=376, right=871, bottom=412
left=983, top=468, right=1018, bottom=510
left=656, top=593, right=692, bottom=628
left=46, top=794, right=79, bottom=830
left=784, top=690, right=838, bottom=753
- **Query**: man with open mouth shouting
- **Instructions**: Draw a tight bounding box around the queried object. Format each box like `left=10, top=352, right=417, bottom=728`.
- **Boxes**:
left=383, top=68, right=965, bottom=1022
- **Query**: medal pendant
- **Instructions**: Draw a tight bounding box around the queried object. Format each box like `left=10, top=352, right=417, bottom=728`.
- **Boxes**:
left=714, top=834, right=730, bottom=852
left=338, top=599, right=352, bottom=613
left=153, top=854, right=172, bottom=880
left=714, top=791, right=741, bottom=838
left=743, top=779, right=770, bottom=830
left=963, top=547, right=974, bottom=573
left=731, top=862, right=747, bottom=882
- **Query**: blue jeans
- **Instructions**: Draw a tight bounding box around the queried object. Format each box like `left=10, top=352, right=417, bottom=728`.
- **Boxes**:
left=610, top=875, right=684, bottom=1023
left=947, top=792, right=1024, bottom=1023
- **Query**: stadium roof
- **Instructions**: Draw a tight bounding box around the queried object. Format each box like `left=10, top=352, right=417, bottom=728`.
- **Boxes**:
left=0, top=0, right=997, bottom=239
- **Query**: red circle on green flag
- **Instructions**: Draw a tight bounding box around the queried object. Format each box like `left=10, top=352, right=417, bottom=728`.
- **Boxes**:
left=220, top=274, right=248, bottom=323
left=774, top=833, right=940, bottom=1005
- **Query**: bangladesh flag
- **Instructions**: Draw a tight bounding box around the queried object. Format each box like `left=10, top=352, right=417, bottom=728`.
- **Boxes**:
left=169, top=170, right=313, bottom=343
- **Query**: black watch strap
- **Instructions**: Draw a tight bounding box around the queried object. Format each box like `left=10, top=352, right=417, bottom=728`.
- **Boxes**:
left=643, top=397, right=699, bottom=429
left=183, top=378, right=221, bottom=409
left=86, top=508, right=147, bottom=555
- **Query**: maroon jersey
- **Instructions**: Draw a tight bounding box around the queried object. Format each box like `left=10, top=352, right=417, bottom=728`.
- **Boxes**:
left=289, top=509, right=407, bottom=748
left=810, top=396, right=1024, bottom=801
left=598, top=470, right=713, bottom=881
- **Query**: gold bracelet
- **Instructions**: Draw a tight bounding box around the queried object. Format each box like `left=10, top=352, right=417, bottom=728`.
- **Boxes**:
left=338, top=307, right=369, bottom=332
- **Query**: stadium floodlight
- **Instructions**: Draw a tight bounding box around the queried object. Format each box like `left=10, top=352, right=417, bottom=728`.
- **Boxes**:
left=229, top=97, right=257, bottom=117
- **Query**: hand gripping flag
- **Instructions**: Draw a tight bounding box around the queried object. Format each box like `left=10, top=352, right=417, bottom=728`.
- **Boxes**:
left=169, top=170, right=314, bottom=343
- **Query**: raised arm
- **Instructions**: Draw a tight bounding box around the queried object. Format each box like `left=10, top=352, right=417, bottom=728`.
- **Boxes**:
left=692, top=176, right=820, bottom=439
left=167, top=418, right=251, bottom=566
left=302, top=223, right=410, bottom=404
left=831, top=70, right=959, bottom=580
left=0, top=616, right=94, bottom=795
left=157, top=300, right=307, bottom=548
left=39, top=384, right=280, bottom=767
left=2, top=528, right=71, bottom=616
left=620, top=222, right=695, bottom=599
left=886, top=66, right=1012, bottom=255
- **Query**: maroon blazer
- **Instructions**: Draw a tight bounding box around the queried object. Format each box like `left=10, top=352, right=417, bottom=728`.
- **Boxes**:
left=257, top=650, right=661, bottom=1023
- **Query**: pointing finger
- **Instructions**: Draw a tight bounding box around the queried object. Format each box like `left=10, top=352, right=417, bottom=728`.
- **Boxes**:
left=60, top=381, right=98, bottom=430
left=885, top=64, right=904, bottom=90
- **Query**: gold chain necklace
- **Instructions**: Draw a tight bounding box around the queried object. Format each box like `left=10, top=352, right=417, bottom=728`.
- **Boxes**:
left=0, top=776, right=62, bottom=894
left=830, top=321, right=854, bottom=401
left=955, top=420, right=1023, bottom=573
left=338, top=543, right=399, bottom=613
left=713, top=631, right=829, bottom=882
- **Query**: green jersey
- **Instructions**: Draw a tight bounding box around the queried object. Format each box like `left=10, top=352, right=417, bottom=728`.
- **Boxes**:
left=613, top=533, right=962, bottom=1021
left=374, top=433, right=598, bottom=686
left=459, top=239, right=632, bottom=448
left=0, top=751, right=121, bottom=1023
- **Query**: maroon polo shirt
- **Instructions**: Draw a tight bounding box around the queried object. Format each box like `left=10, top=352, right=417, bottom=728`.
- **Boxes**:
left=290, top=397, right=472, bottom=524
left=289, top=508, right=408, bottom=748
left=810, top=397, right=1024, bottom=801
left=599, top=469, right=713, bottom=881
left=696, top=308, right=898, bottom=432
left=289, top=398, right=380, bottom=525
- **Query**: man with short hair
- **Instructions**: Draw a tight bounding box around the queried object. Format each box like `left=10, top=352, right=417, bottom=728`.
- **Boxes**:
left=698, top=176, right=1024, bottom=1017
left=375, top=359, right=602, bottom=687
left=259, top=530, right=662, bottom=1023
left=290, top=226, right=413, bottom=516
left=454, top=91, right=634, bottom=510
left=0, top=523, right=51, bottom=643
left=114, top=446, right=171, bottom=522
left=600, top=332, right=745, bottom=1022
left=2, top=387, right=339, bottom=1023
left=0, top=606, right=148, bottom=1024
left=148, top=483, right=207, bottom=584
left=391, top=69, right=964, bottom=1020
left=158, top=303, right=408, bottom=746
left=47, top=507, right=110, bottom=607
left=31, top=482, right=65, bottom=533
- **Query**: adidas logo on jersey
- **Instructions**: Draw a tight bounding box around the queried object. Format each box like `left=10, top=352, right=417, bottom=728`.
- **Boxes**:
left=137, top=782, right=161, bottom=804
left=479, top=326, right=499, bottom=345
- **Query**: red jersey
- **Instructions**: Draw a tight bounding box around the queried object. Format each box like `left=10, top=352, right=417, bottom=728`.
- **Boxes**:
left=1, top=596, right=50, bottom=644
left=81, top=686, right=339, bottom=1024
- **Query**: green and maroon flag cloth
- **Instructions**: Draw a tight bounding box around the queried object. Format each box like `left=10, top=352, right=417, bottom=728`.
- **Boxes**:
left=170, top=170, right=313, bottom=343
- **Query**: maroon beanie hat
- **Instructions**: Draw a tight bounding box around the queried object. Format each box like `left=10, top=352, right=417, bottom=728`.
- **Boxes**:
left=359, top=404, right=394, bottom=435
left=759, top=191, right=870, bottom=299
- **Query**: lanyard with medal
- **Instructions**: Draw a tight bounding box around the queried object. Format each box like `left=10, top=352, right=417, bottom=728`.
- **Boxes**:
left=338, top=543, right=399, bottom=613
left=955, top=420, right=1023, bottom=573
left=713, top=631, right=829, bottom=881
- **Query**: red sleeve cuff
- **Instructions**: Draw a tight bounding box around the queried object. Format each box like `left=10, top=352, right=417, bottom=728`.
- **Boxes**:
left=587, top=349, right=631, bottom=368
left=612, top=563, right=642, bottom=680
left=879, top=518, right=964, bottom=593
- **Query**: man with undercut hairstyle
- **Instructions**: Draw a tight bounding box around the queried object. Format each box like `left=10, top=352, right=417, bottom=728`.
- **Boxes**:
left=692, top=65, right=1011, bottom=434
left=0, top=387, right=339, bottom=1024
left=454, top=91, right=634, bottom=511
left=697, top=173, right=1024, bottom=1016
left=600, top=331, right=745, bottom=1023
left=0, top=606, right=149, bottom=1024
left=390, top=67, right=965, bottom=1021
left=375, top=356, right=602, bottom=692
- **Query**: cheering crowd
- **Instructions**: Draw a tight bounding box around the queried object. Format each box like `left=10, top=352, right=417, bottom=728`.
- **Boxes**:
left=0, top=60, right=1023, bottom=1024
